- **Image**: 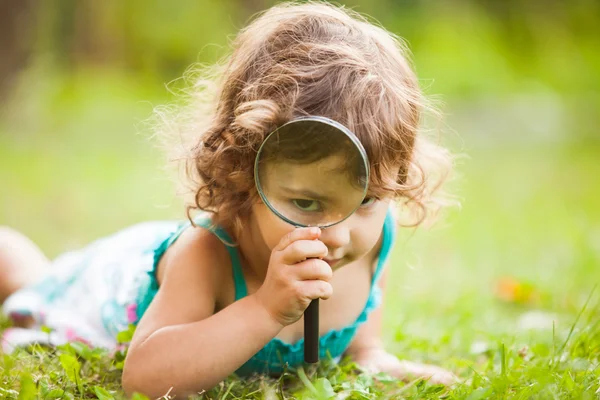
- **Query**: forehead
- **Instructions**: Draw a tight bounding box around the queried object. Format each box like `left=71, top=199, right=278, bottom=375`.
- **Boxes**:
left=263, top=154, right=357, bottom=190
left=259, top=153, right=401, bottom=198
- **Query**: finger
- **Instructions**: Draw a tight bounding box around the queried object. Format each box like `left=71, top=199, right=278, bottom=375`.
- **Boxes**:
left=281, top=240, right=328, bottom=265
left=297, top=280, right=333, bottom=301
left=293, top=258, right=333, bottom=282
left=274, top=227, right=321, bottom=252
left=395, top=361, right=457, bottom=386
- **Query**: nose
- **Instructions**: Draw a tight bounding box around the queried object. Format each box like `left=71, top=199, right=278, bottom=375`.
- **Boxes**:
left=319, top=219, right=351, bottom=251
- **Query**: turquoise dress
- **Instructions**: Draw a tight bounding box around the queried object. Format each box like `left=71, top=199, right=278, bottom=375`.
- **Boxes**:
left=2, top=210, right=396, bottom=376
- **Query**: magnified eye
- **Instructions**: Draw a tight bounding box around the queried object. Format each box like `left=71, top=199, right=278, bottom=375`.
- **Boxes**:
left=361, top=197, right=376, bottom=207
left=292, top=199, right=322, bottom=212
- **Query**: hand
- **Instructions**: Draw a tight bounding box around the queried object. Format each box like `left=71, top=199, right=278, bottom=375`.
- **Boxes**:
left=254, top=227, right=333, bottom=327
left=350, top=347, right=457, bottom=386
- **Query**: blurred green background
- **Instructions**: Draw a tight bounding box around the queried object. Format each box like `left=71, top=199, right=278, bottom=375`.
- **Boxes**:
left=1, top=0, right=599, bottom=356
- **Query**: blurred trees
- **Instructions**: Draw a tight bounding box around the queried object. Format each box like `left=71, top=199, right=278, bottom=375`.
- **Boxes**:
left=1, top=0, right=599, bottom=116
left=0, top=0, right=37, bottom=97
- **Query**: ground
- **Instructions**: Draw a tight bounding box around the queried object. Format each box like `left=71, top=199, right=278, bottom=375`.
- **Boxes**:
left=0, top=77, right=598, bottom=398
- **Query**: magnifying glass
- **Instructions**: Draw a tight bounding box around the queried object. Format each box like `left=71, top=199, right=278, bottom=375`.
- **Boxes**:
left=254, top=116, right=369, bottom=364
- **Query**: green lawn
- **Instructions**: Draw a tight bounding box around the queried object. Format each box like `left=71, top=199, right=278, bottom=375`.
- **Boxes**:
left=1, top=76, right=599, bottom=398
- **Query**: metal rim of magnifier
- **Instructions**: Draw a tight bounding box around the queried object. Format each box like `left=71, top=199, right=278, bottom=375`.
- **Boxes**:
left=253, top=115, right=370, bottom=228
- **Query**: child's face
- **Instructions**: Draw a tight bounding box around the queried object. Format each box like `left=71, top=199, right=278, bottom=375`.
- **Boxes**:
left=252, top=196, right=390, bottom=269
left=252, top=157, right=393, bottom=269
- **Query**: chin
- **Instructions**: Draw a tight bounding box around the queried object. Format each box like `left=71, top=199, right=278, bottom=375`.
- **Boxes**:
left=329, top=257, right=352, bottom=270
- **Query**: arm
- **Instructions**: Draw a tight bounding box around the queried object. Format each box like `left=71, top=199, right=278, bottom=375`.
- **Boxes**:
left=122, top=228, right=284, bottom=398
left=124, top=297, right=283, bottom=398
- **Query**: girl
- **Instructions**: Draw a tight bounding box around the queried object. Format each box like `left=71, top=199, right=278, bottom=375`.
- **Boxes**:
left=0, top=2, right=455, bottom=398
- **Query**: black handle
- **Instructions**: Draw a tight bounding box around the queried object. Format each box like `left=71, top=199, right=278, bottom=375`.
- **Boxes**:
left=304, top=298, right=319, bottom=363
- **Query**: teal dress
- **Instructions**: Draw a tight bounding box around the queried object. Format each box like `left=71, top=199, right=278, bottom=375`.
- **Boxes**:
left=137, top=209, right=397, bottom=375
left=2, top=210, right=396, bottom=376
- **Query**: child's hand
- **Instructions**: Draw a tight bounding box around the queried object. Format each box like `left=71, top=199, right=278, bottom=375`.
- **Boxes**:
left=254, top=227, right=332, bottom=327
left=351, top=347, right=457, bottom=386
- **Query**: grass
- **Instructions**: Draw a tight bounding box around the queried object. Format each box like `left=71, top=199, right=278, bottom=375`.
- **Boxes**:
left=1, top=73, right=599, bottom=398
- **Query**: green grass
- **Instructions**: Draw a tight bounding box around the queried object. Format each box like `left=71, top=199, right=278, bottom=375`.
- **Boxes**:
left=1, top=74, right=599, bottom=398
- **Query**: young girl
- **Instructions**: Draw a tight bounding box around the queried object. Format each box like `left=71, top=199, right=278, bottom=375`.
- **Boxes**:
left=0, top=2, right=455, bottom=398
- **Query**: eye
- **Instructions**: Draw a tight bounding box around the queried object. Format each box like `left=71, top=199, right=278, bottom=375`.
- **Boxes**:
left=292, top=199, right=322, bottom=212
left=360, top=197, right=376, bottom=207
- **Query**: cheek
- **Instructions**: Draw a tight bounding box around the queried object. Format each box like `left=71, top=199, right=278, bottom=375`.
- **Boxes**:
left=253, top=203, right=296, bottom=250
left=353, top=224, right=383, bottom=253
left=352, top=203, right=391, bottom=253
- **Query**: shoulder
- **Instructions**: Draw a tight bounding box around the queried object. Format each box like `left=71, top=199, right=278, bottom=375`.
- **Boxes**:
left=156, top=224, right=232, bottom=290
left=132, top=223, right=234, bottom=342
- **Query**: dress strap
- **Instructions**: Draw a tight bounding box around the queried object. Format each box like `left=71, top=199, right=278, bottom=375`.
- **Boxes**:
left=193, top=215, right=248, bottom=300
left=372, top=207, right=397, bottom=284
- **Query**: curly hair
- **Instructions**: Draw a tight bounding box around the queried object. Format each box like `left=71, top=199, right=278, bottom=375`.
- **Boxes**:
left=154, top=1, right=454, bottom=236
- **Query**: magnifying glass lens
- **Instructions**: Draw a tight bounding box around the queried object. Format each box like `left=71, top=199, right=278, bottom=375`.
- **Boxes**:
left=255, top=117, right=369, bottom=228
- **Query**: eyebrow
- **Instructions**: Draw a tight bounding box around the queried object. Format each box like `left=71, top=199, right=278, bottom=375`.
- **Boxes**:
left=279, top=187, right=332, bottom=202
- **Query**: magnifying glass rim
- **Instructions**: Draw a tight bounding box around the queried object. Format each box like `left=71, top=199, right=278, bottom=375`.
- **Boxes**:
left=254, top=115, right=370, bottom=228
